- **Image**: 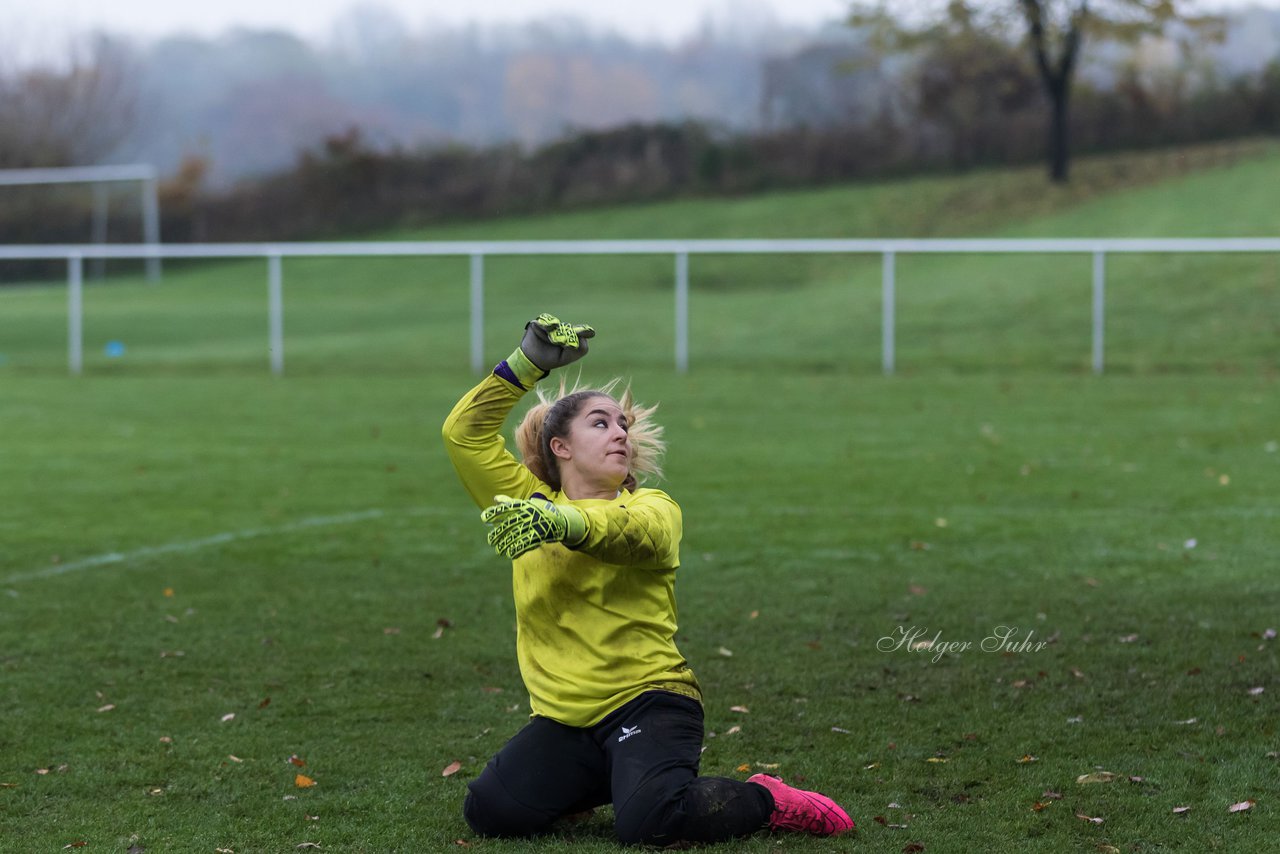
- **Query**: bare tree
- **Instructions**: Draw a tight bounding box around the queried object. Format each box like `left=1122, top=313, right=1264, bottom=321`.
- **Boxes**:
left=849, top=1, right=1222, bottom=181
left=0, top=34, right=139, bottom=168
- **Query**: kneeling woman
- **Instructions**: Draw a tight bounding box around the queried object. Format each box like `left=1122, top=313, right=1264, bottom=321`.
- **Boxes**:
left=441, top=314, right=854, bottom=845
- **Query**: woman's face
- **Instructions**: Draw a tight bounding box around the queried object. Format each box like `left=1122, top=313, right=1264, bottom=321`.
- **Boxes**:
left=553, top=395, right=631, bottom=491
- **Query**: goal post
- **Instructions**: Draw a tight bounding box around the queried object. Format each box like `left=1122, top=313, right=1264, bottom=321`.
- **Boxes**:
left=0, top=164, right=161, bottom=281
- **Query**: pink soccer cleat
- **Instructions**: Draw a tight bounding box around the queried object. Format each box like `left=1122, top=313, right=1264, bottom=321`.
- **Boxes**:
left=748, top=774, right=855, bottom=836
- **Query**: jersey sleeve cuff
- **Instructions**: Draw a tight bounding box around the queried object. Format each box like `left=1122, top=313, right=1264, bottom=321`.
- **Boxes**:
left=495, top=348, right=548, bottom=390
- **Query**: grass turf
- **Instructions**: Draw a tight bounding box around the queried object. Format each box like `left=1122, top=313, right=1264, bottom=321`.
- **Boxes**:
left=2, top=141, right=1278, bottom=851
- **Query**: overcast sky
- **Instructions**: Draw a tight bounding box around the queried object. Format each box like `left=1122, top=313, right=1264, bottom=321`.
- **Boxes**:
left=8, top=0, right=1277, bottom=62
left=10, top=0, right=852, bottom=45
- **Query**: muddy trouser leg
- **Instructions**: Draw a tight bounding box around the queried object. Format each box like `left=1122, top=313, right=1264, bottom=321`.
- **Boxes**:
left=600, top=691, right=773, bottom=846
left=464, top=716, right=609, bottom=838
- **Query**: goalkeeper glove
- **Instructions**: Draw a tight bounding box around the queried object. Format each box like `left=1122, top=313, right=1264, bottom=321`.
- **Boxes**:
left=481, top=493, right=588, bottom=559
left=504, top=313, right=595, bottom=388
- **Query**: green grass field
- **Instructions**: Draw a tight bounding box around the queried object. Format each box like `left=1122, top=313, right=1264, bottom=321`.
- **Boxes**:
left=2, top=141, right=1278, bottom=852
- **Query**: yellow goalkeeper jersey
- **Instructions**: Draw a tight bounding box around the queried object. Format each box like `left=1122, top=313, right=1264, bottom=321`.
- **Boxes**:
left=442, top=371, right=702, bottom=728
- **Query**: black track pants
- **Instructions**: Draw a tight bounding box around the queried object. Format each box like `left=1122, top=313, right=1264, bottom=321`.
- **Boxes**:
left=463, top=691, right=773, bottom=845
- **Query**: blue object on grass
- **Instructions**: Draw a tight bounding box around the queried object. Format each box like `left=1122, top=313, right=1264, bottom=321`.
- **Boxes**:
left=105, top=341, right=126, bottom=358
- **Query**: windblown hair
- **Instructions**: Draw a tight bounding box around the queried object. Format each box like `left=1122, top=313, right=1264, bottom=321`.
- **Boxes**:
left=513, top=377, right=665, bottom=493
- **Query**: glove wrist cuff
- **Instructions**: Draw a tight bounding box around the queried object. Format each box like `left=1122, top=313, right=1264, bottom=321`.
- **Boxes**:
left=505, top=348, right=548, bottom=389
left=560, top=505, right=588, bottom=548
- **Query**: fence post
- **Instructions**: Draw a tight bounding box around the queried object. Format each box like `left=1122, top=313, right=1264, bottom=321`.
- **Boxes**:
left=470, top=254, right=485, bottom=375
left=1092, top=250, right=1106, bottom=375
left=268, top=253, right=284, bottom=376
left=68, top=254, right=83, bottom=376
left=675, top=252, right=689, bottom=374
left=882, top=250, right=896, bottom=376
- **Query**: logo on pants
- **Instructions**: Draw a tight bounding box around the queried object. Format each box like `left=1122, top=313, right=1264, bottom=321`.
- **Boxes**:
left=617, top=725, right=642, bottom=743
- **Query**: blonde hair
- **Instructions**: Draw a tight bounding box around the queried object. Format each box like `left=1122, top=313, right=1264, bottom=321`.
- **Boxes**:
left=514, top=376, right=665, bottom=492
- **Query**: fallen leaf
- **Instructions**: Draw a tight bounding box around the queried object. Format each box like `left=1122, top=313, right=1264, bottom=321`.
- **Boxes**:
left=1042, top=790, right=1063, bottom=800
left=1128, top=775, right=1145, bottom=783
left=1248, top=687, right=1265, bottom=696
left=221, top=713, right=236, bottom=723
left=216, top=849, right=234, bottom=853
left=1228, top=800, right=1255, bottom=812
left=831, top=726, right=851, bottom=734
left=1075, top=812, right=1104, bottom=824
left=903, top=843, right=925, bottom=853
left=289, top=755, right=307, bottom=767
left=909, top=584, right=928, bottom=595
left=305, top=815, right=319, bottom=821
left=718, top=647, right=734, bottom=657
left=1017, top=755, right=1038, bottom=764
left=1118, top=634, right=1139, bottom=643
left=62, top=844, right=88, bottom=850
left=481, top=686, right=503, bottom=694
left=147, top=787, right=163, bottom=796
left=1070, top=667, right=1086, bottom=679
left=749, top=610, right=760, bottom=619
left=909, top=541, right=930, bottom=551
left=295, top=774, right=317, bottom=788
left=925, top=757, right=948, bottom=764
left=1264, top=629, right=1277, bottom=640
left=1173, top=806, right=1191, bottom=815
left=228, top=755, right=243, bottom=763
left=874, top=815, right=888, bottom=825
left=296, top=845, right=321, bottom=850
left=97, top=704, right=115, bottom=713
left=163, top=587, right=174, bottom=597
left=736, top=763, right=752, bottom=772
left=725, top=726, right=742, bottom=735
left=442, top=761, right=462, bottom=777
left=1076, top=771, right=1117, bottom=784
left=1031, top=801, right=1051, bottom=812
left=159, top=736, right=173, bottom=744
left=383, top=627, right=401, bottom=635
left=1097, top=847, right=1121, bottom=854
left=259, top=697, right=271, bottom=709
left=1174, top=718, right=1199, bottom=725
left=35, top=768, right=50, bottom=775
left=730, top=705, right=749, bottom=714
left=864, top=762, right=880, bottom=770
left=0, top=783, right=17, bottom=788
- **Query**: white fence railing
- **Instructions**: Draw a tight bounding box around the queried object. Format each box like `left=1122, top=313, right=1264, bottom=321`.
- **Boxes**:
left=2, top=238, right=1278, bottom=376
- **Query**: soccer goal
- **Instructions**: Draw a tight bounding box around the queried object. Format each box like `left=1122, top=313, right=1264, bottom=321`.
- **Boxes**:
left=0, top=164, right=161, bottom=281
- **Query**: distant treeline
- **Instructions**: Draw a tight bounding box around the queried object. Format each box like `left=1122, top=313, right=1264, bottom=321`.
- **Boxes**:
left=2, top=57, right=1278, bottom=279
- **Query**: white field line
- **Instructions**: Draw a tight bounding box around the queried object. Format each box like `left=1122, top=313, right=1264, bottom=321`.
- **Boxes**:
left=4, top=507, right=448, bottom=585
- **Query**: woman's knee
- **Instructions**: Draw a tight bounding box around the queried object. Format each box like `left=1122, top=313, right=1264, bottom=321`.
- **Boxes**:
left=613, top=791, right=683, bottom=846
left=463, top=781, right=549, bottom=838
